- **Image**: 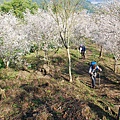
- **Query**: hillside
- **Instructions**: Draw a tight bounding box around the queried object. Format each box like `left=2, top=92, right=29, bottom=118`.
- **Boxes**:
left=0, top=0, right=96, bottom=12
left=33, top=0, right=96, bottom=12
left=0, top=40, right=120, bottom=120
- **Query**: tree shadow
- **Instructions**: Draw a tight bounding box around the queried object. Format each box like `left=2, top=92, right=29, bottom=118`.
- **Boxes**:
left=104, top=65, right=120, bottom=81
left=73, top=62, right=89, bottom=75
left=100, top=66, right=120, bottom=91
left=88, top=102, right=116, bottom=120
left=6, top=77, right=118, bottom=120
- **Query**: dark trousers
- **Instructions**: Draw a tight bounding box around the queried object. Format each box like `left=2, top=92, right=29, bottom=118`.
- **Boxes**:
left=81, top=51, right=85, bottom=59
left=91, top=75, right=96, bottom=88
left=90, top=73, right=97, bottom=88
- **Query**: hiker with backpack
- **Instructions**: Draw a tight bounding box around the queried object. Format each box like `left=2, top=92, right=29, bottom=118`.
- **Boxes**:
left=89, top=61, right=102, bottom=88
left=79, top=44, right=86, bottom=59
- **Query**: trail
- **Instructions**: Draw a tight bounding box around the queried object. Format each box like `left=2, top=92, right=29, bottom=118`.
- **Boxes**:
left=77, top=52, right=120, bottom=115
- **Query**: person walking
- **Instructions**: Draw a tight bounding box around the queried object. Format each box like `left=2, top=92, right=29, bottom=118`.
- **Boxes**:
left=79, top=44, right=86, bottom=59
left=89, top=61, right=102, bottom=88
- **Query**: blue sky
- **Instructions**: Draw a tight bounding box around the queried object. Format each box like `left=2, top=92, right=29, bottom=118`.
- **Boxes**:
left=87, top=0, right=109, bottom=4
left=88, top=0, right=120, bottom=4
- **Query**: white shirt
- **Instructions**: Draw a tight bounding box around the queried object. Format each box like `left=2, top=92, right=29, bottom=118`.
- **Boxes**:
left=89, top=66, right=100, bottom=74
left=79, top=47, right=82, bottom=53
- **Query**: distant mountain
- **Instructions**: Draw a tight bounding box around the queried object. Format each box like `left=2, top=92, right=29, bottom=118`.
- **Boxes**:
left=0, top=0, right=10, bottom=4
left=0, top=0, right=96, bottom=13
left=0, top=0, right=3, bottom=4
left=80, top=0, right=96, bottom=12
left=32, top=0, right=43, bottom=4
left=32, top=0, right=96, bottom=12
left=0, top=0, right=42, bottom=5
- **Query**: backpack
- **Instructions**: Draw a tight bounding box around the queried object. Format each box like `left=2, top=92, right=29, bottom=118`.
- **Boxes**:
left=90, top=61, right=99, bottom=73
left=90, top=61, right=97, bottom=67
left=82, top=46, right=86, bottom=51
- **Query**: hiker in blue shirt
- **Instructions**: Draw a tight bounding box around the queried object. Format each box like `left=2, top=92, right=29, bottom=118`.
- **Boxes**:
left=79, top=44, right=86, bottom=59
left=89, top=62, right=102, bottom=88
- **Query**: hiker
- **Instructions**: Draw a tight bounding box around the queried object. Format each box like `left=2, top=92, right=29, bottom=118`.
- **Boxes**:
left=79, top=44, right=86, bottom=59
left=89, top=61, right=102, bottom=88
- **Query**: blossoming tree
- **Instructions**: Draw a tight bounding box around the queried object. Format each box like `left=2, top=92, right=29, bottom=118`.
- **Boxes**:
left=46, top=0, right=84, bottom=82
left=88, top=1, right=120, bottom=72
left=0, top=12, right=31, bottom=68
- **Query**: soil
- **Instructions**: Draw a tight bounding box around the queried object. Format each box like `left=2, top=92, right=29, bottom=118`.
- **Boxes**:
left=0, top=48, right=120, bottom=120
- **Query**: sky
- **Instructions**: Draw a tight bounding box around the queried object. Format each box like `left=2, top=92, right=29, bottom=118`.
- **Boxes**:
left=87, top=0, right=112, bottom=4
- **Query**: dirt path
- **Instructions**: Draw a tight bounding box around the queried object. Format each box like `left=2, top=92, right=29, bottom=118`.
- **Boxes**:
left=71, top=45, right=120, bottom=115
left=78, top=59, right=120, bottom=114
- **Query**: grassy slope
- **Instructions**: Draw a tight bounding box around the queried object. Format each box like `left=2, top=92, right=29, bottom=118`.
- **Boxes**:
left=0, top=40, right=120, bottom=120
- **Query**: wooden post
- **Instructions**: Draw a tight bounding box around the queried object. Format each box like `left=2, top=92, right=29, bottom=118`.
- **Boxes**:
left=117, top=107, right=120, bottom=120
left=98, top=72, right=100, bottom=86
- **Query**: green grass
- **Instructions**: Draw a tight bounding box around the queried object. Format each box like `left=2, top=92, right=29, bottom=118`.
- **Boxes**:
left=0, top=68, right=18, bottom=79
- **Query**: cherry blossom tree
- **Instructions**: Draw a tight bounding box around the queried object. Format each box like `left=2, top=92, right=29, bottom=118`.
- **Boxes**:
left=46, top=0, right=84, bottom=82
left=0, top=9, right=62, bottom=69
left=88, top=0, right=120, bottom=72
left=0, top=12, right=31, bottom=68
left=23, top=9, right=61, bottom=60
left=73, top=10, right=92, bottom=46
left=72, top=0, right=120, bottom=73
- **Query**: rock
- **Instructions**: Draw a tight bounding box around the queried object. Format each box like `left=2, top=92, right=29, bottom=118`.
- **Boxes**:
left=81, top=105, right=91, bottom=120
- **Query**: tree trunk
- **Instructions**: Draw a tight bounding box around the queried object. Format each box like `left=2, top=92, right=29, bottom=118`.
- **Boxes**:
left=114, top=58, right=117, bottom=73
left=43, top=50, right=48, bottom=61
left=67, top=47, right=72, bottom=82
left=6, top=61, right=10, bottom=68
left=99, top=45, right=103, bottom=58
